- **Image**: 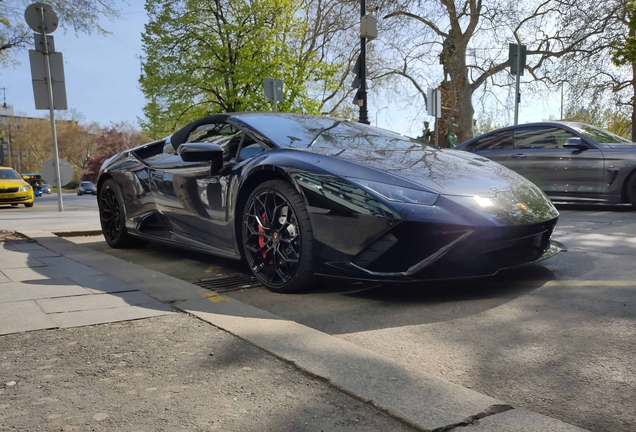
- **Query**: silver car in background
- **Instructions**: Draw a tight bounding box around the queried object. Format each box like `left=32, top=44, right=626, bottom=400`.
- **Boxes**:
left=455, top=122, right=636, bottom=206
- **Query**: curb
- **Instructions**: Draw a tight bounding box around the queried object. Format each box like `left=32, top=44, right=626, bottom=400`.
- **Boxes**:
left=16, top=229, right=588, bottom=432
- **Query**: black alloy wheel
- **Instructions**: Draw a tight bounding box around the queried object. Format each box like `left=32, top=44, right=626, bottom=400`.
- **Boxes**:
left=243, top=180, right=315, bottom=293
left=99, top=179, right=146, bottom=248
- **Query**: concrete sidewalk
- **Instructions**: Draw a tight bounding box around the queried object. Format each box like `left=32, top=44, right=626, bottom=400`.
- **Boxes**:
left=1, top=230, right=587, bottom=431
left=0, top=236, right=172, bottom=335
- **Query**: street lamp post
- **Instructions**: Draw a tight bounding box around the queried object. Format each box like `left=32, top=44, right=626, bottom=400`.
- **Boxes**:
left=376, top=106, right=388, bottom=126
left=359, top=0, right=369, bottom=124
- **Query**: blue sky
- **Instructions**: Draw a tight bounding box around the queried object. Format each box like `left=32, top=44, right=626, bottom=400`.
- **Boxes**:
left=0, top=0, right=559, bottom=135
left=1, top=0, right=148, bottom=126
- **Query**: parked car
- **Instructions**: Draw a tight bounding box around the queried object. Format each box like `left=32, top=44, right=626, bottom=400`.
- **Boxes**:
left=77, top=181, right=96, bottom=196
left=41, top=184, right=51, bottom=194
left=21, top=173, right=43, bottom=197
left=97, top=113, right=563, bottom=293
left=0, top=167, right=34, bottom=207
left=455, top=122, right=636, bottom=206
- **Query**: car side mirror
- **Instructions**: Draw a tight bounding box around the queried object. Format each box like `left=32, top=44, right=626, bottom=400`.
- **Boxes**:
left=178, top=142, right=224, bottom=174
left=562, top=137, right=587, bottom=151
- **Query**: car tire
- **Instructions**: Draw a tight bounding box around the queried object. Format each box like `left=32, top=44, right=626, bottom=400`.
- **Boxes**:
left=25, top=203, right=33, bottom=208
left=242, top=180, right=315, bottom=293
left=11, top=204, right=18, bottom=207
left=98, top=179, right=147, bottom=248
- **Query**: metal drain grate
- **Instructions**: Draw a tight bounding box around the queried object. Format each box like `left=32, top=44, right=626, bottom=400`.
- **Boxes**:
left=193, top=274, right=261, bottom=293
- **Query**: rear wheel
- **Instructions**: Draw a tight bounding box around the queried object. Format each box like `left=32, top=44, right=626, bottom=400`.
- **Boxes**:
left=98, top=179, right=146, bottom=248
left=242, top=180, right=315, bottom=293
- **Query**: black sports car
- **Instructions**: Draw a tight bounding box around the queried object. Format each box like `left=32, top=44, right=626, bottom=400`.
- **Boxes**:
left=97, top=113, right=563, bottom=293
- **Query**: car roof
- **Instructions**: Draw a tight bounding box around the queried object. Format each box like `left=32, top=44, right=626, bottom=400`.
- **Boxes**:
left=457, top=121, right=584, bottom=148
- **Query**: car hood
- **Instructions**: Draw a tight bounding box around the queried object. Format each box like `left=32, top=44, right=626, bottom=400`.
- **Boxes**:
left=302, top=146, right=535, bottom=198
left=0, top=180, right=28, bottom=187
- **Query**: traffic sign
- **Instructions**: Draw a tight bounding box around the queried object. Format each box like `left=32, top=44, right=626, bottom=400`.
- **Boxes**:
left=24, top=3, right=58, bottom=34
left=41, top=158, right=73, bottom=187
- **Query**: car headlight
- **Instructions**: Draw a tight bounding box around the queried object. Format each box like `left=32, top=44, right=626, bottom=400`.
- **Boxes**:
left=20, top=185, right=32, bottom=192
left=347, top=177, right=438, bottom=206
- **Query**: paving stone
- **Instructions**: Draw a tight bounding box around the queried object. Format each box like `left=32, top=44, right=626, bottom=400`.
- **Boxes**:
left=49, top=304, right=173, bottom=328
left=0, top=252, right=46, bottom=270
left=69, top=274, right=139, bottom=294
left=0, top=301, right=57, bottom=335
left=3, top=242, right=47, bottom=252
left=1, top=257, right=102, bottom=281
left=37, top=291, right=162, bottom=314
left=0, top=272, right=8, bottom=283
left=0, top=249, right=60, bottom=258
left=0, top=281, right=92, bottom=303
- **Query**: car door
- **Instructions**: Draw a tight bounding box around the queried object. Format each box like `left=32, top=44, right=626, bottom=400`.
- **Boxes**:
left=148, top=120, right=267, bottom=254
left=147, top=121, right=244, bottom=253
left=511, top=127, right=604, bottom=197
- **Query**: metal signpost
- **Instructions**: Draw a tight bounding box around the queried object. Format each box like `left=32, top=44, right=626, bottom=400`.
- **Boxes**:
left=427, top=87, right=442, bottom=147
left=25, top=2, right=67, bottom=212
left=509, top=43, right=526, bottom=126
left=263, top=78, right=283, bottom=112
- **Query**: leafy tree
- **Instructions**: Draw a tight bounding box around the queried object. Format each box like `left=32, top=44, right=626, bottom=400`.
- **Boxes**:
left=563, top=105, right=632, bottom=140
left=82, top=122, right=147, bottom=181
left=0, top=0, right=120, bottom=64
left=139, top=0, right=345, bottom=137
left=5, top=110, right=102, bottom=176
left=379, top=0, right=625, bottom=142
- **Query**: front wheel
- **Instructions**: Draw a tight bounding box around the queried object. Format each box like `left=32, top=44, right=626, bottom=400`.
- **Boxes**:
left=242, top=180, right=315, bottom=293
left=98, top=179, right=146, bottom=248
left=24, top=203, right=33, bottom=208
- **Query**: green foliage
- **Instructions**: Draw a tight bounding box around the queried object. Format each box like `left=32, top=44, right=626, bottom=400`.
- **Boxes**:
left=563, top=106, right=632, bottom=139
left=140, top=0, right=341, bottom=138
left=611, top=1, right=636, bottom=66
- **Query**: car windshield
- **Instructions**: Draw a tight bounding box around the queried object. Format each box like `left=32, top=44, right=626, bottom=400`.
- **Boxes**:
left=570, top=123, right=633, bottom=144
left=0, top=169, right=21, bottom=179
left=81, top=182, right=93, bottom=187
left=238, top=113, right=430, bottom=151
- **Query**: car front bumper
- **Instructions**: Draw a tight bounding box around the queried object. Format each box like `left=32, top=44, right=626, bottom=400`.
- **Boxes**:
left=0, top=191, right=34, bottom=205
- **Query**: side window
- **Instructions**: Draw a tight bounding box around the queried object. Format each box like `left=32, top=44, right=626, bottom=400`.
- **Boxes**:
left=187, top=122, right=242, bottom=163
left=237, top=133, right=265, bottom=162
left=470, top=131, right=513, bottom=151
left=514, top=127, right=572, bottom=149
left=553, top=128, right=579, bottom=148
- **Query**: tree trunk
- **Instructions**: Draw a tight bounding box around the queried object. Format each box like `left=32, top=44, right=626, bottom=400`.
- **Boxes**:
left=448, top=41, right=475, bottom=143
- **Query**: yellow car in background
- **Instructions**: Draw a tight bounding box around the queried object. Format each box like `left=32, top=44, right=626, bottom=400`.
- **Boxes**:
left=0, top=167, right=34, bottom=207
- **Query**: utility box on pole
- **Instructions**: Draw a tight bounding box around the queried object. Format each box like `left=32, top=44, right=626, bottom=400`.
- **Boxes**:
left=508, top=43, right=526, bottom=75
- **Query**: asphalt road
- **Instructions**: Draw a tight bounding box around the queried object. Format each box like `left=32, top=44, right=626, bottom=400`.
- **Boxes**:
left=70, top=204, right=636, bottom=432
left=30, top=192, right=98, bottom=211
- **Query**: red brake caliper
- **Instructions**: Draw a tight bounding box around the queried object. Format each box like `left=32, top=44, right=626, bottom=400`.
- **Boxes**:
left=258, top=212, right=267, bottom=258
